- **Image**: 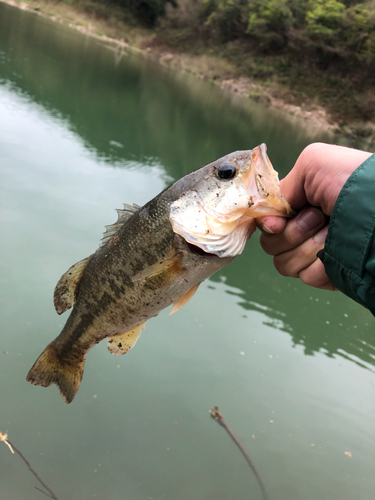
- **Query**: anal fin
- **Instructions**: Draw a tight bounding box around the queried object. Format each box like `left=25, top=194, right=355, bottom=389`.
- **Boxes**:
left=169, top=283, right=200, bottom=315
left=107, top=322, right=146, bottom=355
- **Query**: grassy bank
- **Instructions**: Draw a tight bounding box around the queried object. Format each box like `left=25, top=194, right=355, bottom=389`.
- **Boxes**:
left=2, top=0, right=375, bottom=145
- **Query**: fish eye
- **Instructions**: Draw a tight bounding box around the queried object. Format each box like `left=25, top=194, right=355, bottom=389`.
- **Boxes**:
left=217, top=163, right=237, bottom=180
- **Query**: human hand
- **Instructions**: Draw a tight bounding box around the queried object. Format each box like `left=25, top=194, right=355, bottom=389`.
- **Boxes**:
left=258, top=143, right=372, bottom=290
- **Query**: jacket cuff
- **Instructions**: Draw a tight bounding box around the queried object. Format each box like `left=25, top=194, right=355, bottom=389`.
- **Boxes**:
left=324, top=153, right=375, bottom=314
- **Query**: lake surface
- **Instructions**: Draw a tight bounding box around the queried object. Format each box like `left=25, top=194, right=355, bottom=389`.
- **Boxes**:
left=0, top=3, right=374, bottom=499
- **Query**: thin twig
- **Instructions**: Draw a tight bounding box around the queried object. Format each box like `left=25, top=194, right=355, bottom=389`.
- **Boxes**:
left=209, top=407, right=269, bottom=500
left=0, top=431, right=60, bottom=500
left=35, top=486, right=55, bottom=498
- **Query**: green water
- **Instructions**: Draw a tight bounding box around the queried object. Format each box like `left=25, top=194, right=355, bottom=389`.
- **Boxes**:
left=0, top=3, right=374, bottom=499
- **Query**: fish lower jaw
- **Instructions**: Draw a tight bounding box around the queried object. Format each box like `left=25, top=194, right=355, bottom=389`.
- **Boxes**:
left=175, top=217, right=256, bottom=258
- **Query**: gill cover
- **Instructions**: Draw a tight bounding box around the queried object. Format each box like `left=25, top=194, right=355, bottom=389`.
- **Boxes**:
left=169, top=144, right=291, bottom=258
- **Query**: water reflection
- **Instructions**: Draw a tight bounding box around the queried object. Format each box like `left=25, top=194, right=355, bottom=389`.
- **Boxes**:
left=0, top=1, right=327, bottom=182
left=211, top=242, right=375, bottom=372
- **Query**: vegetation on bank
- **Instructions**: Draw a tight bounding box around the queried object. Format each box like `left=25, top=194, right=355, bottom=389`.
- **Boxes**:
left=4, top=0, right=375, bottom=141
left=73, top=0, right=375, bottom=134
left=104, top=0, right=375, bottom=71
left=158, top=0, right=375, bottom=126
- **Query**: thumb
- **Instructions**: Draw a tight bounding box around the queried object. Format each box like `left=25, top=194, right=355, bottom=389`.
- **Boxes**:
left=279, top=157, right=309, bottom=211
left=280, top=143, right=372, bottom=214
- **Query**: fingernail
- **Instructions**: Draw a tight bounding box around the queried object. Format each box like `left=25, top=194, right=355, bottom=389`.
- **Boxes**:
left=296, top=208, right=325, bottom=232
left=314, top=225, right=328, bottom=245
left=262, top=225, right=275, bottom=234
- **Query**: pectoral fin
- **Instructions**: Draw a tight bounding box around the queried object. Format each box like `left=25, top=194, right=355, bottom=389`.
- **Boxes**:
left=132, top=254, right=183, bottom=283
left=54, top=255, right=93, bottom=315
left=169, top=283, right=200, bottom=315
left=107, top=322, right=146, bottom=355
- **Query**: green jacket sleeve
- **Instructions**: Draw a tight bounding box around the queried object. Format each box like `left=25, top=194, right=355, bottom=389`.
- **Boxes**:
left=324, top=153, right=375, bottom=315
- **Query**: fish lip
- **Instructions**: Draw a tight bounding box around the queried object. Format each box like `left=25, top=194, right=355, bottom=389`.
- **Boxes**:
left=260, top=143, right=269, bottom=170
left=242, top=144, right=293, bottom=217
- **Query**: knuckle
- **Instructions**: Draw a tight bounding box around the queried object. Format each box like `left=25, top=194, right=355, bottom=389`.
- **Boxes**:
left=283, top=231, right=300, bottom=248
left=296, top=143, right=327, bottom=184
left=299, top=273, right=315, bottom=287
left=259, top=234, right=277, bottom=255
left=299, top=261, right=328, bottom=288
left=282, top=217, right=311, bottom=248
left=297, top=245, right=310, bottom=259
left=299, top=142, right=325, bottom=164
left=273, top=256, right=289, bottom=277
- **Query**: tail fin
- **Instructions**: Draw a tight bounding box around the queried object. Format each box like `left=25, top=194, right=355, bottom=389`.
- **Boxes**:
left=26, top=342, right=84, bottom=404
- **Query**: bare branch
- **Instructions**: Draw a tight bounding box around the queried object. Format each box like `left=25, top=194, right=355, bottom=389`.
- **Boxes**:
left=209, top=406, right=269, bottom=500
left=0, top=430, right=60, bottom=500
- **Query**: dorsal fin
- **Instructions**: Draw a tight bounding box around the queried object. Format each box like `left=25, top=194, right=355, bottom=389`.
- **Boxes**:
left=100, top=203, right=140, bottom=248
left=54, top=255, right=93, bottom=315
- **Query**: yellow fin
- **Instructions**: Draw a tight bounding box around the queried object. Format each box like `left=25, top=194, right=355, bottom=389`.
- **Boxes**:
left=26, top=341, right=85, bottom=404
left=54, top=255, right=92, bottom=315
left=169, top=283, right=200, bottom=316
left=132, top=255, right=182, bottom=283
left=107, top=322, right=146, bottom=355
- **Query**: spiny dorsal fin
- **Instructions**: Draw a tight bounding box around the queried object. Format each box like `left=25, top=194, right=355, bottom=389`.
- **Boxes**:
left=100, top=203, right=140, bottom=248
left=54, top=255, right=92, bottom=315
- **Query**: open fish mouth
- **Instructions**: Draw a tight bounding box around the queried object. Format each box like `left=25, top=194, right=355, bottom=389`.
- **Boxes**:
left=241, top=143, right=292, bottom=217
left=169, top=144, right=292, bottom=258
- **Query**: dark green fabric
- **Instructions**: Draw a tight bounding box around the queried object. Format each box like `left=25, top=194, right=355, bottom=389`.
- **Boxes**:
left=325, top=153, right=375, bottom=315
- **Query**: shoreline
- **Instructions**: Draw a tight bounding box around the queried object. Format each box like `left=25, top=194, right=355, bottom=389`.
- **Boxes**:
left=1, top=0, right=374, bottom=145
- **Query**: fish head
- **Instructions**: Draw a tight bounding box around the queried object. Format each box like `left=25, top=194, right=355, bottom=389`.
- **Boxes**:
left=169, top=144, right=292, bottom=258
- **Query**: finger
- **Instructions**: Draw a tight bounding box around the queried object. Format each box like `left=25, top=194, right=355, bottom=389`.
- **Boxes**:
left=256, top=215, right=287, bottom=235
left=273, top=225, right=328, bottom=277
left=298, top=257, right=331, bottom=288
left=318, top=282, right=338, bottom=291
left=260, top=207, right=326, bottom=256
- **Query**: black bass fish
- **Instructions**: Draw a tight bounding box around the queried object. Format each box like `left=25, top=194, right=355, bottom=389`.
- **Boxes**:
left=27, top=144, right=291, bottom=403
